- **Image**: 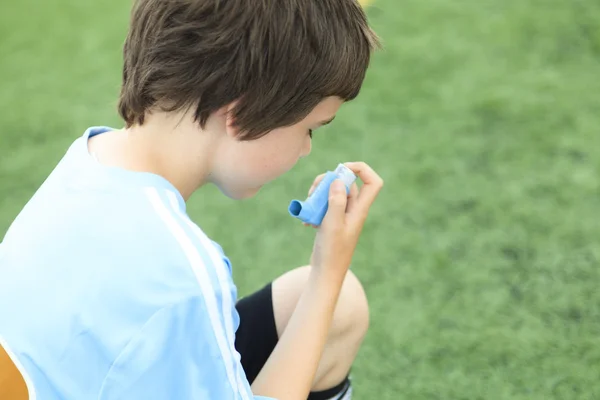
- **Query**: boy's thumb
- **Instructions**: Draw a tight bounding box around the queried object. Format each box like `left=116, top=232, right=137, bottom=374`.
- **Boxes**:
left=324, top=179, right=347, bottom=222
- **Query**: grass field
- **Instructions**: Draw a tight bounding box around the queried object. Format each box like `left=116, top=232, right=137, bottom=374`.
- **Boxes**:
left=2, top=0, right=600, bottom=398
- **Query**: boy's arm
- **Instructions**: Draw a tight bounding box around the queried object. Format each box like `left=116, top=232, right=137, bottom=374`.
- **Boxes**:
left=251, top=162, right=383, bottom=400
left=250, top=268, right=344, bottom=399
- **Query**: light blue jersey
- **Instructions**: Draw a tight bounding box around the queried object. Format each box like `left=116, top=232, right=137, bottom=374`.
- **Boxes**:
left=0, top=127, right=273, bottom=399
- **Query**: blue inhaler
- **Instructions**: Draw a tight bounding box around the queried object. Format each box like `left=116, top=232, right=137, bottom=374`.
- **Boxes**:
left=288, top=164, right=357, bottom=226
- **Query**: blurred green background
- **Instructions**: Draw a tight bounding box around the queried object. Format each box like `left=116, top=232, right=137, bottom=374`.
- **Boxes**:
left=1, top=0, right=600, bottom=398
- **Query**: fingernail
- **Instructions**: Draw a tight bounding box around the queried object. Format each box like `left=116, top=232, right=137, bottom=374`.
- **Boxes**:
left=332, top=180, right=345, bottom=193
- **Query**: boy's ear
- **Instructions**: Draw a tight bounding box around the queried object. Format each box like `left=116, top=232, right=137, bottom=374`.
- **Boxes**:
left=224, top=101, right=242, bottom=139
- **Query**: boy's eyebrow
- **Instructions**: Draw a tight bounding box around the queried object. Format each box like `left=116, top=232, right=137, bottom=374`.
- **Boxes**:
left=318, top=116, right=336, bottom=126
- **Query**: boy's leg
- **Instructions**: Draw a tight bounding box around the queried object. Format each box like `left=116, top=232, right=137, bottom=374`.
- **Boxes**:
left=235, top=266, right=369, bottom=399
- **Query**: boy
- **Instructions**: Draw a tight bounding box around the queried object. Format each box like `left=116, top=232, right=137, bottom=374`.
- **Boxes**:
left=0, top=0, right=383, bottom=399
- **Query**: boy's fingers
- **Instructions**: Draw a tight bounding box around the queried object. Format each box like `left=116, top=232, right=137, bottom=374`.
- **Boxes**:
left=346, top=182, right=359, bottom=213
left=322, top=179, right=348, bottom=227
left=343, top=162, right=383, bottom=187
left=308, top=173, right=326, bottom=196
left=343, top=162, right=384, bottom=207
left=342, top=162, right=384, bottom=225
left=309, top=163, right=383, bottom=226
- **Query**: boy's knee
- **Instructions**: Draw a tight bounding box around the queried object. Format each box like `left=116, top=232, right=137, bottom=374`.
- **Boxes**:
left=273, top=265, right=369, bottom=340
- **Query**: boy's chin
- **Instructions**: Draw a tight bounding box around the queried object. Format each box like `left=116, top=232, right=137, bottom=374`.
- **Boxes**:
left=217, top=184, right=262, bottom=200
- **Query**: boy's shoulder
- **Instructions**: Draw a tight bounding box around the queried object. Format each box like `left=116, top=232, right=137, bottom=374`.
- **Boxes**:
left=2, top=125, right=235, bottom=296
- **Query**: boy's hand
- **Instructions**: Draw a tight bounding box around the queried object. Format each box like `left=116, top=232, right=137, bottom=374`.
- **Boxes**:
left=309, top=162, right=384, bottom=278
left=303, top=171, right=359, bottom=229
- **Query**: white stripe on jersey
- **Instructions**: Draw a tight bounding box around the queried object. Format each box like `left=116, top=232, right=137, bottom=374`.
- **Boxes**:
left=145, top=187, right=249, bottom=399
left=164, top=191, right=251, bottom=398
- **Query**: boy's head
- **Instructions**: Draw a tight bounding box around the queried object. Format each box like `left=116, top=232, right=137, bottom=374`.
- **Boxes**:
left=117, top=0, right=379, bottom=199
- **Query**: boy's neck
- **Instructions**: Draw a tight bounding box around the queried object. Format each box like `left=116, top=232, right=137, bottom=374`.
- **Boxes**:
left=88, top=111, right=222, bottom=201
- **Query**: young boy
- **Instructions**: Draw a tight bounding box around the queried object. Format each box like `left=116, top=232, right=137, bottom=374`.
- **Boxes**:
left=0, top=0, right=383, bottom=399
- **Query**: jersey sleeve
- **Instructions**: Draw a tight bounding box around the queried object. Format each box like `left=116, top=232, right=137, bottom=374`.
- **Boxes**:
left=97, top=296, right=275, bottom=400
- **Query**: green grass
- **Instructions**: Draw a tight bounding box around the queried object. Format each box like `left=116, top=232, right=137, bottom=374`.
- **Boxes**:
left=2, top=0, right=600, bottom=398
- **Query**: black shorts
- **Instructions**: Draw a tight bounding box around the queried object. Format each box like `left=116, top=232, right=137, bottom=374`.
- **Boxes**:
left=234, top=283, right=351, bottom=400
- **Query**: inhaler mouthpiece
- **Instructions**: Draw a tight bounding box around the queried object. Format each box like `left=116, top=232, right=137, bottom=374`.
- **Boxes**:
left=288, top=164, right=357, bottom=226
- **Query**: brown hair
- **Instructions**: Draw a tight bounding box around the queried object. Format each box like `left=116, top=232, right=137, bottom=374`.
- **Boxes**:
left=118, top=0, right=380, bottom=140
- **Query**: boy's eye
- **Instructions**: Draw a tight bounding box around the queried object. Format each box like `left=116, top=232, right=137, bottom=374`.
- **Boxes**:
left=308, top=129, right=313, bottom=138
